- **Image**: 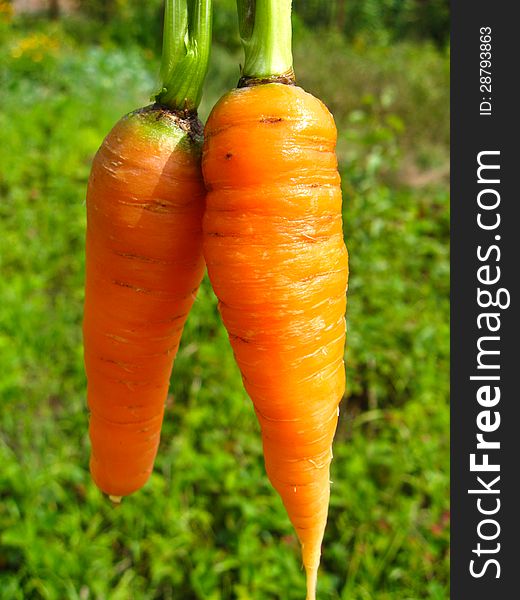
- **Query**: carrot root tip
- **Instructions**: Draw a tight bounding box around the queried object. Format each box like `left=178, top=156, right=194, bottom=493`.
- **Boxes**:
left=305, top=566, right=318, bottom=600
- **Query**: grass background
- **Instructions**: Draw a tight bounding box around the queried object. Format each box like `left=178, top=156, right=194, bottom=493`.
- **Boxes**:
left=0, top=2, right=449, bottom=598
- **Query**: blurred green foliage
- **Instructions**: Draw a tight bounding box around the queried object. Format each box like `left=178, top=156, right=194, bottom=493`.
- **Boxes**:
left=0, top=5, right=449, bottom=600
left=295, top=0, right=449, bottom=46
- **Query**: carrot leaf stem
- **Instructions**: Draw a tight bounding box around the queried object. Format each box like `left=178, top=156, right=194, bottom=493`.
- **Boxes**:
left=155, top=0, right=212, bottom=111
left=237, top=0, right=293, bottom=80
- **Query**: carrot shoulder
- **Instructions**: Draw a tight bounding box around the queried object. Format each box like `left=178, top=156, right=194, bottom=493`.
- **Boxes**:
left=202, top=3, right=348, bottom=594
left=83, top=0, right=211, bottom=498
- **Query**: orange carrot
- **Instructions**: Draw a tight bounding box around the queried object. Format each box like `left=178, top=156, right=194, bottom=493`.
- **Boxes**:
left=83, top=0, right=211, bottom=498
left=202, top=2, right=348, bottom=597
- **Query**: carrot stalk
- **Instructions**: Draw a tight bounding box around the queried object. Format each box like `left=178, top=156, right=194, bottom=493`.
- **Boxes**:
left=202, top=1, right=348, bottom=597
left=84, top=0, right=212, bottom=499
left=237, top=0, right=293, bottom=80
left=156, top=0, right=212, bottom=110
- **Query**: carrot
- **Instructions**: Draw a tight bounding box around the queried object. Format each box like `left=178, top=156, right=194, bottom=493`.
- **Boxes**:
left=202, top=1, right=348, bottom=597
left=83, top=0, right=212, bottom=499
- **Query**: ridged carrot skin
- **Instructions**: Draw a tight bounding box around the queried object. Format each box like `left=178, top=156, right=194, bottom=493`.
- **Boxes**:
left=84, top=106, right=206, bottom=497
left=202, top=83, right=348, bottom=587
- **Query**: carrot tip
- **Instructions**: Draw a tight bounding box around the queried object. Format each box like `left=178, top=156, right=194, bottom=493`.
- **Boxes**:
left=305, top=566, right=318, bottom=600
left=109, top=495, right=123, bottom=505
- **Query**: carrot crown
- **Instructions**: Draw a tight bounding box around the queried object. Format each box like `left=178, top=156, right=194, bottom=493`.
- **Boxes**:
left=237, top=0, right=294, bottom=82
left=155, top=0, right=212, bottom=111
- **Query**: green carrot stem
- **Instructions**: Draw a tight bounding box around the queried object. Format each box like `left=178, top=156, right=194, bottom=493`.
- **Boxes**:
left=237, top=0, right=293, bottom=80
left=155, top=0, right=212, bottom=111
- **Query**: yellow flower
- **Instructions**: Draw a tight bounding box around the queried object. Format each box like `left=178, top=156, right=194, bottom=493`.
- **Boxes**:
left=10, top=32, right=60, bottom=61
left=0, top=0, right=14, bottom=23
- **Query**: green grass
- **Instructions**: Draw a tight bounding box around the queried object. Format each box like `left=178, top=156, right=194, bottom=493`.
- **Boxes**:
left=0, top=19, right=449, bottom=600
